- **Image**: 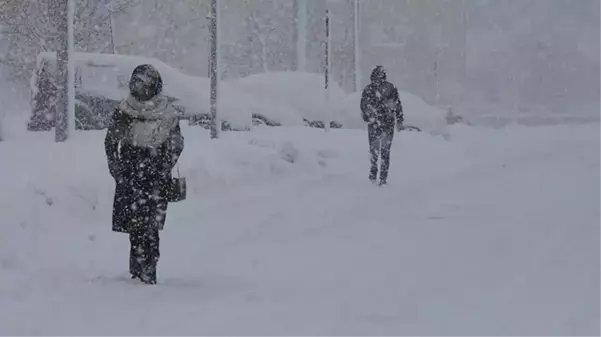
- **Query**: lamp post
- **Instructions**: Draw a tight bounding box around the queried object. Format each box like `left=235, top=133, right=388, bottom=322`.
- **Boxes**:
left=295, top=0, right=307, bottom=72
left=208, top=0, right=219, bottom=139
left=55, top=0, right=74, bottom=142
left=324, top=6, right=332, bottom=132
left=353, top=0, right=361, bottom=92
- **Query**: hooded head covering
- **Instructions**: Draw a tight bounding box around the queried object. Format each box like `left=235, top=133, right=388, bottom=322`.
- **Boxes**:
left=129, top=64, right=163, bottom=102
left=370, top=65, right=386, bottom=82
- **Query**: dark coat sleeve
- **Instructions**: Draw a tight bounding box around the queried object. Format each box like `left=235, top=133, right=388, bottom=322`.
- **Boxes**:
left=392, top=87, right=404, bottom=125
left=168, top=122, right=184, bottom=169
left=360, top=85, right=373, bottom=122
left=104, top=110, right=129, bottom=179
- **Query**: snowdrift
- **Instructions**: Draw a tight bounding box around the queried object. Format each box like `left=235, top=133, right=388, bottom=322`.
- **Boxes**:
left=232, top=72, right=348, bottom=126
left=0, top=123, right=455, bottom=253
left=8, top=123, right=590, bottom=230
left=232, top=72, right=448, bottom=133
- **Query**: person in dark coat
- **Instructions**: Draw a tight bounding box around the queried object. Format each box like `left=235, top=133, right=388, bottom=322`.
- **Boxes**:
left=104, top=64, right=184, bottom=284
left=360, top=65, right=404, bottom=186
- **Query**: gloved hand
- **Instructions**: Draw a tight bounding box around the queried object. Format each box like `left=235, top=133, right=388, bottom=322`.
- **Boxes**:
left=396, top=114, right=404, bottom=131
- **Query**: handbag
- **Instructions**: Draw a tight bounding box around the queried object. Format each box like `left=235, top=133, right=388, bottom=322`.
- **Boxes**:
left=167, top=166, right=187, bottom=203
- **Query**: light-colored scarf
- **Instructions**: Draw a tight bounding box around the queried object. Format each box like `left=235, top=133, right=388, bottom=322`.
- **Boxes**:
left=118, top=94, right=180, bottom=150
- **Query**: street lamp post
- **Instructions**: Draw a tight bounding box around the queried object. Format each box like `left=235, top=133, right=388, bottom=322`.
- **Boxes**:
left=353, top=0, right=361, bottom=92
left=324, top=7, right=332, bottom=132
left=295, top=0, right=307, bottom=72
left=208, top=0, right=219, bottom=139
left=55, top=0, right=74, bottom=142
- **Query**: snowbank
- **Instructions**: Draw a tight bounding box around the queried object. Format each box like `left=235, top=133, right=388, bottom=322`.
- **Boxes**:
left=0, top=126, right=354, bottom=228
left=232, top=72, right=449, bottom=133
left=0, top=123, right=597, bottom=234
left=32, top=53, right=446, bottom=133
left=233, top=72, right=348, bottom=126
left=0, top=122, right=469, bottom=238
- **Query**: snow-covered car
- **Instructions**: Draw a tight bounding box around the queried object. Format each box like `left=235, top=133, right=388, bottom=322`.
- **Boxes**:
left=27, top=52, right=342, bottom=132
left=28, top=52, right=253, bottom=131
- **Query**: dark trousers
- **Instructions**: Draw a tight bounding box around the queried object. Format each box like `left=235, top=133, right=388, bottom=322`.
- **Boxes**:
left=129, top=227, right=160, bottom=284
left=368, top=124, right=394, bottom=183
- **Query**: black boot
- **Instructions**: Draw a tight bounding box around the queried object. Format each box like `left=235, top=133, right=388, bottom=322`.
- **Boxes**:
left=139, top=267, right=157, bottom=285
left=129, top=233, right=143, bottom=280
left=369, top=174, right=377, bottom=184
left=378, top=129, right=393, bottom=187
left=368, top=125, right=380, bottom=184
left=139, top=229, right=160, bottom=285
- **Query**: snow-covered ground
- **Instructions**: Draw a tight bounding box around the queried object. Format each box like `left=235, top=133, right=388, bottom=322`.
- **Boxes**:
left=0, top=121, right=599, bottom=335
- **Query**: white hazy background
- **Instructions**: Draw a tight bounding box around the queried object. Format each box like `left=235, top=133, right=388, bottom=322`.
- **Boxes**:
left=0, top=0, right=599, bottom=124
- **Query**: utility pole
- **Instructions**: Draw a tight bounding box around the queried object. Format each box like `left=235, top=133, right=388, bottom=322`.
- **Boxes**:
left=54, top=0, right=70, bottom=142
left=209, top=0, right=219, bottom=139
left=353, top=0, right=361, bottom=92
left=324, top=7, right=332, bottom=132
left=459, top=0, right=468, bottom=111
left=434, top=47, right=441, bottom=106
left=108, top=11, right=117, bottom=54
left=295, top=0, right=307, bottom=72
left=67, top=0, right=75, bottom=136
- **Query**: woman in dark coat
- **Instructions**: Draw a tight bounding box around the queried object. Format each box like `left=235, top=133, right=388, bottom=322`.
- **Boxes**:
left=104, top=64, right=184, bottom=284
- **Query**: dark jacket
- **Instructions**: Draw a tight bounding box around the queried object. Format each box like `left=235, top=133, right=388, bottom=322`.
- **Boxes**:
left=360, top=79, right=403, bottom=129
left=104, top=94, right=184, bottom=233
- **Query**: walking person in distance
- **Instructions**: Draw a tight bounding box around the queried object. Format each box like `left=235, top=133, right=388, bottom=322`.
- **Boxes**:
left=360, top=65, right=404, bottom=186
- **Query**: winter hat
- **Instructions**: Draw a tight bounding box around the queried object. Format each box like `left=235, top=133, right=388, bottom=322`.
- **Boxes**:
left=129, top=64, right=163, bottom=101
left=370, top=65, right=386, bottom=82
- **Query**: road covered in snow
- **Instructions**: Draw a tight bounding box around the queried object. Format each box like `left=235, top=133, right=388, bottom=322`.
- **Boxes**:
left=0, top=123, right=599, bottom=335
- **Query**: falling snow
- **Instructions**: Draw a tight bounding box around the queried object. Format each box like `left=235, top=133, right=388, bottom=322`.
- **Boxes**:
left=0, top=0, right=598, bottom=335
